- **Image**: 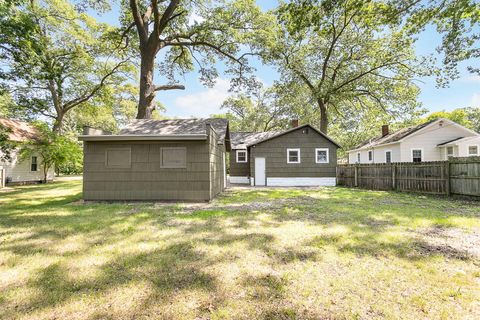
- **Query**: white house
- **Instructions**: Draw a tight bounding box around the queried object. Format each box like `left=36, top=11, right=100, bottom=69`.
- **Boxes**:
left=0, top=118, right=54, bottom=185
left=348, top=118, right=480, bottom=164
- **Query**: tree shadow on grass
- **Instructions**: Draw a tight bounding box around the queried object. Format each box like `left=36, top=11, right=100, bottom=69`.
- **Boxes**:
left=15, top=242, right=220, bottom=318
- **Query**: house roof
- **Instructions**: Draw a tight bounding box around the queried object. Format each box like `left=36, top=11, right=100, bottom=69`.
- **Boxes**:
left=350, top=118, right=479, bottom=152
left=437, top=135, right=480, bottom=146
left=240, top=124, right=341, bottom=148
left=230, top=131, right=281, bottom=149
left=0, top=118, right=39, bottom=142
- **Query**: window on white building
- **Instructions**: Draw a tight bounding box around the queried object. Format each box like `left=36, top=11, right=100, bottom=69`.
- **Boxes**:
left=412, top=149, right=423, bottom=163
left=385, top=151, right=392, bottom=164
left=468, top=145, right=478, bottom=156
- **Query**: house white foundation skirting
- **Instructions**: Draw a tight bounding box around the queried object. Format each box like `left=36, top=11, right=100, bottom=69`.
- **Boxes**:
left=266, top=177, right=336, bottom=187
left=229, top=176, right=250, bottom=184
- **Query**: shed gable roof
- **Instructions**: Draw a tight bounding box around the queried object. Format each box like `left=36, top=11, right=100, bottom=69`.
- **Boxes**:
left=230, top=131, right=281, bottom=150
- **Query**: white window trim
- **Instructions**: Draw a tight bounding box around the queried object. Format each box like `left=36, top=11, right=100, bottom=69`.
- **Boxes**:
left=31, top=156, right=38, bottom=172
left=385, top=150, right=392, bottom=164
left=287, top=148, right=301, bottom=164
left=411, top=148, right=424, bottom=162
left=467, top=144, right=479, bottom=156
left=368, top=150, right=373, bottom=162
left=357, top=152, right=361, bottom=163
left=236, top=150, right=248, bottom=163
left=446, top=146, right=454, bottom=157
left=315, top=148, right=329, bottom=164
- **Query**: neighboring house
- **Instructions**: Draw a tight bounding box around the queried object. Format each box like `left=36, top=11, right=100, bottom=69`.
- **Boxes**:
left=79, top=118, right=230, bottom=201
left=229, top=123, right=340, bottom=186
left=348, top=118, right=480, bottom=164
left=0, top=118, right=54, bottom=185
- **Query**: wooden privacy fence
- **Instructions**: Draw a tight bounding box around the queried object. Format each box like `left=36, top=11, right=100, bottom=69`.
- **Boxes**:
left=336, top=157, right=480, bottom=197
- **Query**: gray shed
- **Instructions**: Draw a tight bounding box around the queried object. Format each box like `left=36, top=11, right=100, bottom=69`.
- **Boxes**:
left=79, top=118, right=230, bottom=201
left=230, top=124, right=340, bottom=186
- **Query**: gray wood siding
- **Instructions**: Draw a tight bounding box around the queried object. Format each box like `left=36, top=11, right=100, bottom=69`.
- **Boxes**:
left=229, top=150, right=250, bottom=176
left=249, top=128, right=337, bottom=178
left=83, top=140, right=212, bottom=201
left=208, top=125, right=226, bottom=198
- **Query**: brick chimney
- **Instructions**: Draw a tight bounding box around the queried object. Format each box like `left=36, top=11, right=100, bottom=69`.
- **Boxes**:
left=291, top=119, right=299, bottom=128
left=381, top=124, right=389, bottom=137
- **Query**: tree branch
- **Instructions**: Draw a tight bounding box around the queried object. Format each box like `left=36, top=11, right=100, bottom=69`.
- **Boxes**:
left=154, top=84, right=185, bottom=91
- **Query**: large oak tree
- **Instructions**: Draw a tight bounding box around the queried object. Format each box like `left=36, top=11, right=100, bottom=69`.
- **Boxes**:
left=123, top=0, right=270, bottom=119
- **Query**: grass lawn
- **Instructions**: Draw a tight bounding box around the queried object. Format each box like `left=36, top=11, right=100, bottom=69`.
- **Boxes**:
left=1, top=180, right=479, bottom=319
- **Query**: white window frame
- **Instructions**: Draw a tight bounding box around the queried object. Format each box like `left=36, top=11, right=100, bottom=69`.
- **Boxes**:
left=467, top=144, right=479, bottom=156
left=368, top=150, right=373, bottom=162
left=385, top=150, right=392, bottom=164
left=236, top=150, right=247, bottom=163
left=315, top=148, right=329, bottom=164
left=411, top=148, right=423, bottom=163
left=287, top=148, right=301, bottom=164
left=31, top=156, right=38, bottom=172
left=357, top=152, right=361, bottom=163
left=446, top=146, right=454, bottom=157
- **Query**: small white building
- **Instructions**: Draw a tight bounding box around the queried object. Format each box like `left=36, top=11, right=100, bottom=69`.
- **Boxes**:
left=348, top=118, right=479, bottom=164
left=0, top=118, right=54, bottom=185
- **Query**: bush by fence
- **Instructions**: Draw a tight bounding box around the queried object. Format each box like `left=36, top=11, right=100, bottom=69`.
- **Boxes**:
left=336, top=157, right=480, bottom=197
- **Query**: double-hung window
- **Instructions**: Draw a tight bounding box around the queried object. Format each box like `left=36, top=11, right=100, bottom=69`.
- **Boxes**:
left=468, top=145, right=478, bottom=156
left=412, top=149, right=423, bottom=163
left=287, top=148, right=301, bottom=163
left=447, top=146, right=454, bottom=157
left=236, top=150, right=247, bottom=163
left=315, top=148, right=329, bottom=163
left=31, top=156, right=38, bottom=172
left=385, top=151, right=392, bottom=164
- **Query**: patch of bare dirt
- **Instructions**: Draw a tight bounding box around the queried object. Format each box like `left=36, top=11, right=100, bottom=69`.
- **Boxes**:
left=416, top=227, right=480, bottom=260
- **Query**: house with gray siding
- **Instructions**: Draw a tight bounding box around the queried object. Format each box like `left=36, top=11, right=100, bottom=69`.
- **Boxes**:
left=348, top=118, right=479, bottom=164
left=229, top=123, right=340, bottom=186
left=79, top=118, right=229, bottom=201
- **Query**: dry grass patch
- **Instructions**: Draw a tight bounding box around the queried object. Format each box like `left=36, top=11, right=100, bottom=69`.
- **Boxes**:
left=0, top=180, right=479, bottom=319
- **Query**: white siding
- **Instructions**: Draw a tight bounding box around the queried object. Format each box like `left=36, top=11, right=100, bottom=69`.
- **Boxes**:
left=457, top=137, right=480, bottom=157
left=400, top=122, right=474, bottom=162
left=349, top=144, right=400, bottom=164
left=0, top=149, right=54, bottom=183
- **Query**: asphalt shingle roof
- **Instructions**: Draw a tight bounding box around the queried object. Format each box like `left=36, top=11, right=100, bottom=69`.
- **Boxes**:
left=230, top=131, right=281, bottom=149
left=119, top=118, right=229, bottom=141
left=0, top=118, right=39, bottom=142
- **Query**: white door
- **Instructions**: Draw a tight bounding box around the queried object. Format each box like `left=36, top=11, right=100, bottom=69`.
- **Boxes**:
left=255, top=157, right=266, bottom=186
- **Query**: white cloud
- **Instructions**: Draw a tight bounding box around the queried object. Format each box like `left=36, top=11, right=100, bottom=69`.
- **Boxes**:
left=169, top=78, right=231, bottom=117
left=469, top=93, right=480, bottom=106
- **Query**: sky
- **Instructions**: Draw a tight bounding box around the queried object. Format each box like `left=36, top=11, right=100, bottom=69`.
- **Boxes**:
left=91, top=1, right=480, bottom=119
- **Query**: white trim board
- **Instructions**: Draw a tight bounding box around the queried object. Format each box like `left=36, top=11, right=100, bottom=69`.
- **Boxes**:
left=267, top=177, right=336, bottom=187
left=229, top=176, right=250, bottom=184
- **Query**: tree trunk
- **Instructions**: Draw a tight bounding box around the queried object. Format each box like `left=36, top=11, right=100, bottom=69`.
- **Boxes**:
left=317, top=98, right=328, bottom=134
left=52, top=111, right=65, bottom=134
left=136, top=50, right=157, bottom=119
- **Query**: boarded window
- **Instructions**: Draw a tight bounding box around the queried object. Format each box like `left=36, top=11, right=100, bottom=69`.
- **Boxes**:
left=468, top=145, right=478, bottom=155
left=105, top=148, right=131, bottom=168
left=31, top=156, right=37, bottom=171
left=161, top=147, right=187, bottom=168
left=236, top=150, right=247, bottom=163
left=287, top=149, right=300, bottom=163
left=315, top=148, right=329, bottom=163
left=412, top=149, right=422, bottom=163
left=385, top=151, right=392, bottom=164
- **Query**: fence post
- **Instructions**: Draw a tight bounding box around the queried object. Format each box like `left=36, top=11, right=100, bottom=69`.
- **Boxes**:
left=445, top=160, right=451, bottom=196
left=0, top=167, right=4, bottom=188
left=392, top=164, right=396, bottom=190
left=354, top=165, right=358, bottom=187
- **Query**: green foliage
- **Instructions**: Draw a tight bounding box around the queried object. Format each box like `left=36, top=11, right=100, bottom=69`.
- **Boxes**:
left=423, top=107, right=480, bottom=132
left=261, top=0, right=427, bottom=133
left=0, top=123, right=15, bottom=162
left=18, top=123, right=83, bottom=181
left=0, top=0, right=134, bottom=132
left=221, top=85, right=291, bottom=132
